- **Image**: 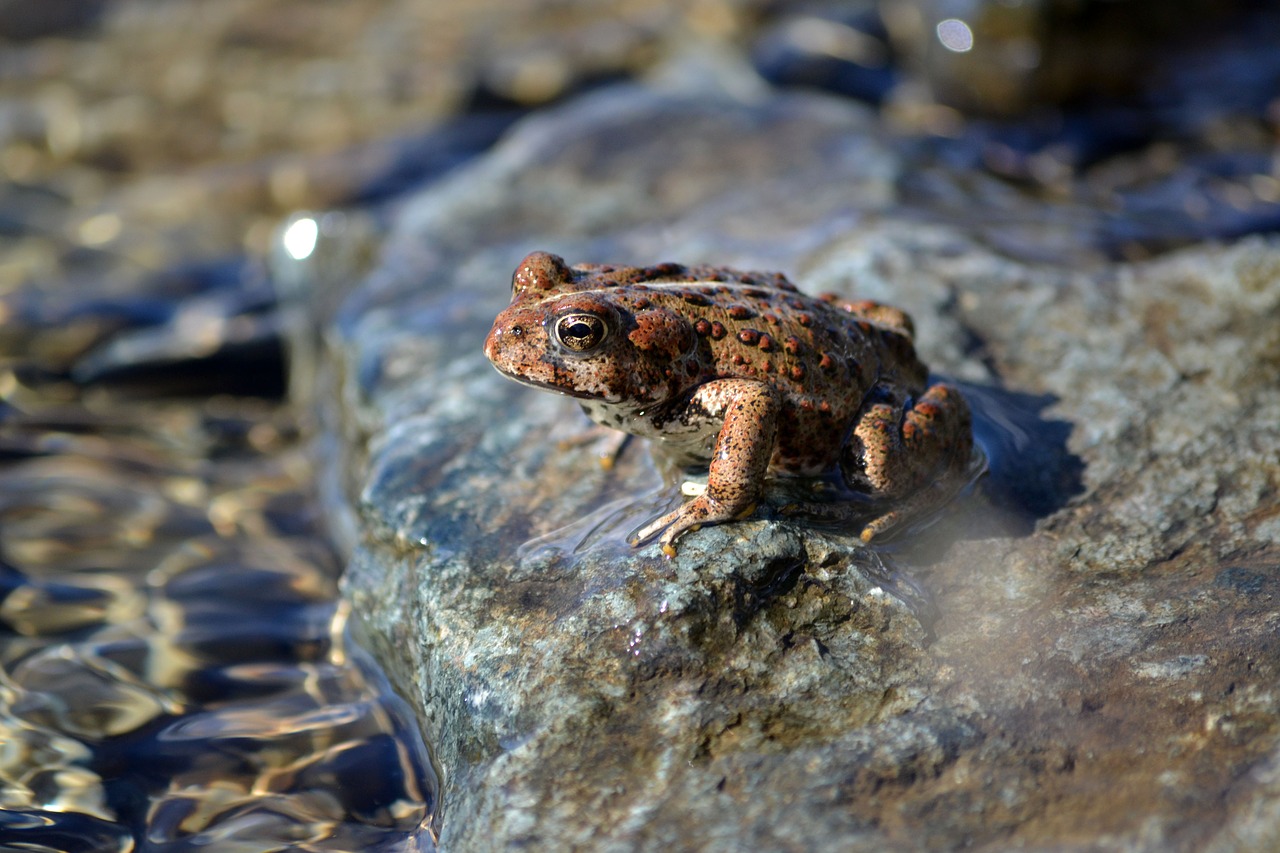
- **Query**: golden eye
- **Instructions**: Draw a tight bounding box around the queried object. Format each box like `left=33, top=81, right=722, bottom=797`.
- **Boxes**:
left=554, top=313, right=608, bottom=352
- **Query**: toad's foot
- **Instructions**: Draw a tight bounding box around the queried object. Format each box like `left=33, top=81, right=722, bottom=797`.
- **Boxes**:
left=780, top=492, right=926, bottom=543
left=628, top=493, right=757, bottom=558
left=786, top=445, right=986, bottom=542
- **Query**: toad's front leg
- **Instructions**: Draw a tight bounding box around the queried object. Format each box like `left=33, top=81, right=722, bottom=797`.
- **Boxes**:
left=628, top=379, right=780, bottom=557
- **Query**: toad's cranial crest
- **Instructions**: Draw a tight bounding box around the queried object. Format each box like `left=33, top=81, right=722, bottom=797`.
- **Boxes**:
left=484, top=250, right=975, bottom=557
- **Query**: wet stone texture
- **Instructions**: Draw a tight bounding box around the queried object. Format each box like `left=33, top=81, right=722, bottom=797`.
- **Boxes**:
left=313, top=84, right=1280, bottom=849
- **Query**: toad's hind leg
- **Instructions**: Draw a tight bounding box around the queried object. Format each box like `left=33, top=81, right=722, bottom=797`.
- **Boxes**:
left=855, top=447, right=982, bottom=541
left=846, top=382, right=975, bottom=541
left=819, top=295, right=916, bottom=338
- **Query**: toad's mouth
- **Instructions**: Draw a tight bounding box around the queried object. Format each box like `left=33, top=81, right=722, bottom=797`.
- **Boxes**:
left=488, top=363, right=619, bottom=403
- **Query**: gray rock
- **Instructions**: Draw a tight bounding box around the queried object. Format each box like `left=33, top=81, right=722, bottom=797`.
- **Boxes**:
left=0, top=0, right=106, bottom=40
left=308, top=82, right=1280, bottom=849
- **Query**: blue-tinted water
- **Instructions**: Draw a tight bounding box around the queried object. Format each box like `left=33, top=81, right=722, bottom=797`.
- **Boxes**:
left=0, top=392, right=438, bottom=851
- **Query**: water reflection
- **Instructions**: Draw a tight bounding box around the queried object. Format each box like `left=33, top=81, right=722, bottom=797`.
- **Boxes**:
left=935, top=18, right=973, bottom=53
left=0, top=394, right=437, bottom=850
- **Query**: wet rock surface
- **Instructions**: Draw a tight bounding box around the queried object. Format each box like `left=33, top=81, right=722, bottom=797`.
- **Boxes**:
left=321, top=82, right=1280, bottom=850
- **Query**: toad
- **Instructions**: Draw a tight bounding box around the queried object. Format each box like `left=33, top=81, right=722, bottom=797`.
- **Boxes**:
left=484, top=251, right=975, bottom=557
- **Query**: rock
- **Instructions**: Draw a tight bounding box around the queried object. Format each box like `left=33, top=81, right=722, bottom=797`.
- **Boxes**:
left=0, top=0, right=106, bottom=40
left=752, top=5, right=898, bottom=105
left=878, top=0, right=1277, bottom=117
left=308, top=82, right=1280, bottom=849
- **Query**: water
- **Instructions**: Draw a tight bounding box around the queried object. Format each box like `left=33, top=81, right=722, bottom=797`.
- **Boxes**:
left=0, top=385, right=438, bottom=850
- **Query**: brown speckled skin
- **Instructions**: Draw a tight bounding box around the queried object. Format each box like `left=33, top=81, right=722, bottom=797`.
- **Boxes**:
left=484, top=251, right=973, bottom=555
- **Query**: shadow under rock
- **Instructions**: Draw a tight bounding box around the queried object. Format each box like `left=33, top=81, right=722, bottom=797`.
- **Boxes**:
left=960, top=381, right=1085, bottom=537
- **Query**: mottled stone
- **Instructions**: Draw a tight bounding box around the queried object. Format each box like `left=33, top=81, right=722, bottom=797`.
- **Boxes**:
left=316, top=84, right=1280, bottom=850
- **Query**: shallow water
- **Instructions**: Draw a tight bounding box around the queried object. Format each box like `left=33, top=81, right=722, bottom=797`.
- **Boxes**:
left=0, top=390, right=437, bottom=850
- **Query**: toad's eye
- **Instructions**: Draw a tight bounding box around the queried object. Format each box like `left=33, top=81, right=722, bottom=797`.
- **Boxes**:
left=554, top=313, right=608, bottom=352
